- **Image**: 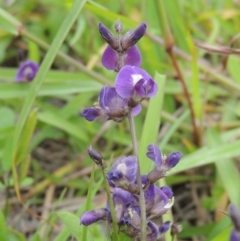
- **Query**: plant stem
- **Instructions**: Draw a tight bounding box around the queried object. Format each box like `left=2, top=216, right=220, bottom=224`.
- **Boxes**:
left=101, top=164, right=119, bottom=241
left=128, top=112, right=146, bottom=241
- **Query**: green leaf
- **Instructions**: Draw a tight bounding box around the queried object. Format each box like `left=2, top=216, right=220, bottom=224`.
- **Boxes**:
left=227, top=55, right=240, bottom=83
left=0, top=107, right=15, bottom=129
left=0, top=209, right=8, bottom=241
left=0, top=8, right=20, bottom=35
left=37, top=111, right=89, bottom=143
left=58, top=212, right=82, bottom=240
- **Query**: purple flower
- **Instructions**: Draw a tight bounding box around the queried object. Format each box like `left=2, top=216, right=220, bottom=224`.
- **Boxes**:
left=15, top=60, right=39, bottom=82
left=230, top=230, right=240, bottom=241
left=229, top=204, right=240, bottom=241
left=146, top=144, right=163, bottom=171
left=99, top=22, right=146, bottom=71
left=80, top=208, right=109, bottom=226
left=159, top=221, right=171, bottom=235
left=146, top=221, right=159, bottom=241
left=102, top=45, right=141, bottom=71
left=160, top=186, right=173, bottom=199
left=115, top=65, right=158, bottom=101
left=164, top=152, right=182, bottom=170
left=107, top=155, right=138, bottom=191
left=112, top=188, right=138, bottom=223
left=148, top=186, right=174, bottom=219
left=120, top=203, right=141, bottom=238
left=81, top=86, right=141, bottom=122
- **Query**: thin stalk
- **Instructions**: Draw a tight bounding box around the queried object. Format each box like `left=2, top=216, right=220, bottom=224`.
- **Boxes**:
left=128, top=112, right=146, bottom=241
left=101, top=164, right=119, bottom=241
left=155, top=0, right=200, bottom=146
left=168, top=52, right=200, bottom=146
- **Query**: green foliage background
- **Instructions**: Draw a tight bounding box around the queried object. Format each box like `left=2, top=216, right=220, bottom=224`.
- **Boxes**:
left=0, top=0, right=240, bottom=240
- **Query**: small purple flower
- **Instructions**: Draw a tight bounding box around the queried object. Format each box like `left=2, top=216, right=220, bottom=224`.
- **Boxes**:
left=160, top=186, right=173, bottom=199
left=229, top=204, right=240, bottom=241
left=115, top=65, right=158, bottom=101
left=148, top=186, right=174, bottom=219
left=164, top=152, right=182, bottom=170
left=120, top=203, right=141, bottom=238
left=81, top=86, right=141, bottom=122
left=15, top=60, right=39, bottom=82
left=146, top=144, right=163, bottom=171
left=230, top=230, right=240, bottom=241
left=146, top=221, right=159, bottom=241
left=159, top=221, right=171, bottom=235
left=112, top=188, right=138, bottom=223
left=80, top=208, right=109, bottom=226
left=102, top=45, right=141, bottom=71
left=107, top=156, right=138, bottom=191
left=99, top=22, right=146, bottom=71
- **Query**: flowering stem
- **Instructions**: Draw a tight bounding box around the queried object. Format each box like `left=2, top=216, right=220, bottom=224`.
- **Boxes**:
left=128, top=112, right=147, bottom=241
left=101, top=164, right=119, bottom=241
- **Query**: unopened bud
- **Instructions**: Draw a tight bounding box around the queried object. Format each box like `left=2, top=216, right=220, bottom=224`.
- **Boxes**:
left=88, top=145, right=103, bottom=166
left=121, top=23, right=147, bottom=51
left=98, top=23, right=118, bottom=50
left=170, top=222, right=182, bottom=236
left=115, top=19, right=123, bottom=34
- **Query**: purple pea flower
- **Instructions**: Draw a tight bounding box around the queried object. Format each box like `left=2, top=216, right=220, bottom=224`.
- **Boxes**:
left=229, top=204, right=240, bottom=241
left=99, top=22, right=146, bottom=72
left=146, top=221, right=159, bottom=241
left=15, top=60, right=39, bottom=82
left=120, top=203, right=141, bottom=238
left=80, top=208, right=109, bottom=226
left=107, top=155, right=138, bottom=192
left=159, top=221, right=171, bottom=235
left=102, top=45, right=142, bottom=71
left=115, top=65, right=158, bottom=101
left=112, top=188, right=138, bottom=223
left=81, top=86, right=141, bottom=123
left=146, top=144, right=182, bottom=184
left=148, top=186, right=174, bottom=219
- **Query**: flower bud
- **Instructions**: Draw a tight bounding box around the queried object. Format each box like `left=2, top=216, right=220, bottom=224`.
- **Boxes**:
left=115, top=19, right=123, bottom=34
left=88, top=145, right=103, bottom=166
left=170, top=222, right=182, bottom=236
left=99, top=23, right=118, bottom=50
left=121, top=23, right=147, bottom=51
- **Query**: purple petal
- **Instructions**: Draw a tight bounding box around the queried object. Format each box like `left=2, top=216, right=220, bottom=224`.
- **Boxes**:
left=102, top=45, right=118, bottom=70
left=146, top=144, right=162, bottom=170
left=147, top=221, right=159, bottom=241
left=231, top=230, right=240, bottom=241
left=124, top=45, right=141, bottom=67
left=98, top=23, right=117, bottom=49
left=160, top=186, right=173, bottom=199
left=121, top=23, right=147, bottom=51
left=107, top=156, right=138, bottom=188
left=113, top=188, right=138, bottom=222
left=81, top=209, right=108, bottom=226
left=115, top=65, right=152, bottom=99
left=159, top=221, right=171, bottom=235
left=81, top=107, right=101, bottom=121
left=229, top=204, right=240, bottom=231
left=131, top=23, right=147, bottom=45
left=99, top=86, right=127, bottom=110
left=134, top=77, right=158, bottom=98
left=132, top=104, right=142, bottom=116
left=165, top=152, right=182, bottom=169
left=16, top=60, right=39, bottom=82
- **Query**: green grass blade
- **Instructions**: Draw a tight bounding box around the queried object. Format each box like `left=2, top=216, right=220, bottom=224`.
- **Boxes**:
left=10, top=0, right=87, bottom=165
